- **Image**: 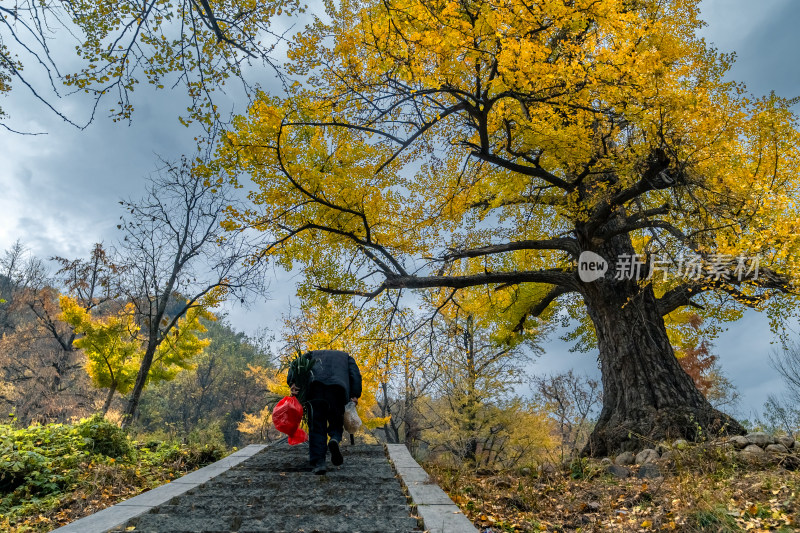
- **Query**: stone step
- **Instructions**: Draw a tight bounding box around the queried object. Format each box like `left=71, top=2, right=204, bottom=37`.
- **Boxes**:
left=128, top=512, right=421, bottom=532
left=146, top=501, right=413, bottom=518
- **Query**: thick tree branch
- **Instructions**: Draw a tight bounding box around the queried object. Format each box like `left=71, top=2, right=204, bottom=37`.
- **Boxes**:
left=657, top=265, right=793, bottom=316
left=384, top=268, right=575, bottom=290
left=444, top=237, right=579, bottom=261
left=314, top=268, right=575, bottom=299
left=470, top=149, right=572, bottom=189
left=513, top=285, right=573, bottom=332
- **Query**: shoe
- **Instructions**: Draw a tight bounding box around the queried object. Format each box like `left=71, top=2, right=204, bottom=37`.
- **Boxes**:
left=328, top=439, right=343, bottom=466
left=312, top=463, right=327, bottom=475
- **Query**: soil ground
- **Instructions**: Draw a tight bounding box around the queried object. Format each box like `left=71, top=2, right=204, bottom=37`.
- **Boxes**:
left=110, top=442, right=421, bottom=533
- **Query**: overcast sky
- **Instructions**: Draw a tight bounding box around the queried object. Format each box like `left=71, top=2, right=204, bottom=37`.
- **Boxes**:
left=1, top=0, right=798, bottom=419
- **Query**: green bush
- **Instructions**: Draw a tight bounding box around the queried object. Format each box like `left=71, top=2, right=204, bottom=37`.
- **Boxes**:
left=76, top=415, right=131, bottom=459
left=1, top=418, right=231, bottom=528
left=0, top=415, right=130, bottom=505
left=0, top=422, right=87, bottom=499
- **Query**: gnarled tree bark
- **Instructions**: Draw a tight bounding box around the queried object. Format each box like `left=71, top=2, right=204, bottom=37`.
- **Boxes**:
left=578, top=231, right=744, bottom=456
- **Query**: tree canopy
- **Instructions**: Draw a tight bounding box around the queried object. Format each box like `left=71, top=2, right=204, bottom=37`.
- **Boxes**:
left=222, top=0, right=799, bottom=301
left=218, top=0, right=800, bottom=453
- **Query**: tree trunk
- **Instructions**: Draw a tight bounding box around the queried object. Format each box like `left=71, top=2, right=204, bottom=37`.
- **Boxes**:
left=101, top=383, right=116, bottom=417
left=462, top=315, right=478, bottom=462
left=579, top=233, right=744, bottom=456
left=121, top=339, right=157, bottom=428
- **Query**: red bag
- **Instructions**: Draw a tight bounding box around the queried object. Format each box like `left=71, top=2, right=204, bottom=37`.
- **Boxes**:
left=272, top=396, right=308, bottom=445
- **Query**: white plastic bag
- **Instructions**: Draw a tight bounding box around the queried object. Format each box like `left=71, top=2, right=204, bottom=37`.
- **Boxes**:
left=343, top=401, right=362, bottom=434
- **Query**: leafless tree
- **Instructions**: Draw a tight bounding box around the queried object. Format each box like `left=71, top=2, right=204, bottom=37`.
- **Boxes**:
left=116, top=157, right=270, bottom=426
left=0, top=242, right=101, bottom=423
left=771, top=341, right=800, bottom=406
left=532, top=370, right=602, bottom=461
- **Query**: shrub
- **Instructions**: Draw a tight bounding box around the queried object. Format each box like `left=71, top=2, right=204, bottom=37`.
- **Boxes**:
left=0, top=422, right=86, bottom=499
left=76, top=415, right=131, bottom=459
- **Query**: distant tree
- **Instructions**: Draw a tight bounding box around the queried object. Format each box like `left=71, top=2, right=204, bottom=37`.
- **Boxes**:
left=59, top=297, right=141, bottom=416
left=139, top=319, right=273, bottom=446
left=762, top=340, right=800, bottom=437
left=532, top=370, right=601, bottom=461
left=0, top=241, right=46, bottom=334
left=52, top=243, right=119, bottom=311
left=0, top=243, right=100, bottom=423
left=377, top=330, right=437, bottom=448
left=115, top=158, right=268, bottom=427
left=771, top=340, right=800, bottom=407
left=760, top=394, right=800, bottom=438
left=421, top=310, right=542, bottom=466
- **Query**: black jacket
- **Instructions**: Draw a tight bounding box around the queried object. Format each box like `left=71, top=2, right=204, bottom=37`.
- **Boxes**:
left=287, top=349, right=362, bottom=400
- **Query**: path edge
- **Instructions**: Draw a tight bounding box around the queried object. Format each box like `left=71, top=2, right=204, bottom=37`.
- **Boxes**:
left=385, top=443, right=478, bottom=533
left=50, top=444, right=270, bottom=533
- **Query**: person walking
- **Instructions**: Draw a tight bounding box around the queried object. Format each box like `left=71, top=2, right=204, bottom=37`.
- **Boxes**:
left=288, top=349, right=362, bottom=475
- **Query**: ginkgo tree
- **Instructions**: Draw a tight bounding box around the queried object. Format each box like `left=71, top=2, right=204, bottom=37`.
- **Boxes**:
left=59, top=296, right=212, bottom=417
left=219, top=0, right=800, bottom=454
left=59, top=297, right=141, bottom=416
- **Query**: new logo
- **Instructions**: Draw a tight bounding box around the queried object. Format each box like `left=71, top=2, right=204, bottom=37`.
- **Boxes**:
left=578, top=251, right=608, bottom=282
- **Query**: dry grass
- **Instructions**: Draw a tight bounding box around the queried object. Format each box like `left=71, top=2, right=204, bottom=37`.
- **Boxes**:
left=425, top=446, right=799, bottom=532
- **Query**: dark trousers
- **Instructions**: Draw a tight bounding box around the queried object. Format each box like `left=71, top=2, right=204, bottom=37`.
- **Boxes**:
left=307, top=382, right=346, bottom=466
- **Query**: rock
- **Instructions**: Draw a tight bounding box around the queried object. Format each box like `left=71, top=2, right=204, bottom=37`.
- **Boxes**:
left=777, top=436, right=794, bottom=449
left=606, top=464, right=631, bottom=479
left=766, top=444, right=789, bottom=454
left=637, top=463, right=662, bottom=479
left=746, top=432, right=774, bottom=447
left=660, top=450, right=674, bottom=462
left=494, top=476, right=514, bottom=489
left=635, top=449, right=659, bottom=464
left=780, top=454, right=800, bottom=471
left=600, top=457, right=612, bottom=466
left=538, top=462, right=557, bottom=477
left=585, top=501, right=601, bottom=512
left=740, top=444, right=766, bottom=460
left=673, top=439, right=688, bottom=450
left=615, top=451, right=635, bottom=466
left=729, top=435, right=749, bottom=449
left=520, top=467, right=532, bottom=476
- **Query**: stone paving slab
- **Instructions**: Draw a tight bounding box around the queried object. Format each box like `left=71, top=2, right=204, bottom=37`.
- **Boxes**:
left=385, top=443, right=478, bottom=533
left=415, top=501, right=478, bottom=533
left=393, top=465, right=432, bottom=483
left=405, top=481, right=457, bottom=506
left=51, top=504, right=152, bottom=533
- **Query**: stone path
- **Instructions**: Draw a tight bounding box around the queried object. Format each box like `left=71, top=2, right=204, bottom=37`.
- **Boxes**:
left=114, top=442, right=420, bottom=533
left=53, top=440, right=476, bottom=533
